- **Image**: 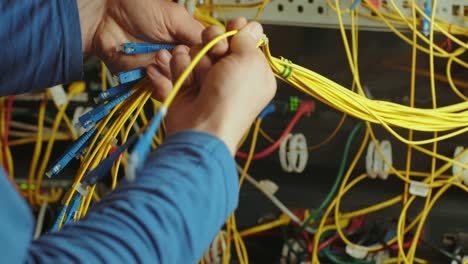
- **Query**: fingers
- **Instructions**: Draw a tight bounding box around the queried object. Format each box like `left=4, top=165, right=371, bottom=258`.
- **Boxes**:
left=226, top=17, right=248, bottom=32
left=147, top=64, right=173, bottom=101
left=154, top=49, right=172, bottom=79
left=229, top=22, right=264, bottom=55
left=189, top=46, right=213, bottom=85
left=202, top=26, right=229, bottom=58
left=170, top=45, right=194, bottom=86
left=164, top=1, right=204, bottom=45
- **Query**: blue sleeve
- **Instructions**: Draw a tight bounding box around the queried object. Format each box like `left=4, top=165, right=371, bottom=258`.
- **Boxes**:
left=0, top=0, right=83, bottom=95
left=27, top=131, right=239, bottom=263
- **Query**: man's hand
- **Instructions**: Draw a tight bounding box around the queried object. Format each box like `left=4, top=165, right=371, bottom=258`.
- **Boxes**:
left=78, top=0, right=203, bottom=72
left=147, top=18, right=277, bottom=154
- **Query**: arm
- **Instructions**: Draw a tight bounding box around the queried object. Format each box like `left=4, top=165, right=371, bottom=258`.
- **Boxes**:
left=0, top=0, right=83, bottom=95
left=28, top=131, right=238, bottom=263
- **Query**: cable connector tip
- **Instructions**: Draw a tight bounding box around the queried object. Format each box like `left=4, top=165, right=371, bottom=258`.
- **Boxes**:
left=126, top=153, right=139, bottom=182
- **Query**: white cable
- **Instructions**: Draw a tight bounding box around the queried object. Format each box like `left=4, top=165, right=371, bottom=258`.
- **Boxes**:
left=34, top=201, right=48, bottom=239
left=236, top=164, right=316, bottom=234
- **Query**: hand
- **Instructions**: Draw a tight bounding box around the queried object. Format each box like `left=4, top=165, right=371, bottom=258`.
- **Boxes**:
left=77, top=0, right=203, bottom=72
left=147, top=18, right=277, bottom=154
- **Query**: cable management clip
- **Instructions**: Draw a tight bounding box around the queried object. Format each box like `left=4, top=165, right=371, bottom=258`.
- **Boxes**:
left=346, top=244, right=368, bottom=259
left=366, top=140, right=392, bottom=180
left=452, top=146, right=468, bottom=185
left=409, top=181, right=429, bottom=197
left=279, top=133, right=308, bottom=173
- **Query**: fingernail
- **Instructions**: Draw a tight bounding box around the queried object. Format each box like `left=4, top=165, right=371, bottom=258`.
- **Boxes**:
left=147, top=65, right=161, bottom=79
left=157, top=50, right=171, bottom=65
left=246, top=22, right=263, bottom=41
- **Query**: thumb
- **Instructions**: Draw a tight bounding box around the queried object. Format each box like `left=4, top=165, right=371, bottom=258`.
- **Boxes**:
left=230, top=22, right=263, bottom=55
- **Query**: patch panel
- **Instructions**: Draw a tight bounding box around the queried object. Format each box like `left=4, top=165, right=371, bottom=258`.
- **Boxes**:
left=211, top=0, right=467, bottom=31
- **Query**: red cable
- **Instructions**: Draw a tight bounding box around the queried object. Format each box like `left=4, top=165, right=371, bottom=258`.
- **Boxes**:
left=236, top=101, right=315, bottom=160
left=317, top=216, right=365, bottom=252
left=2, top=96, right=23, bottom=197
left=2, top=96, right=14, bottom=175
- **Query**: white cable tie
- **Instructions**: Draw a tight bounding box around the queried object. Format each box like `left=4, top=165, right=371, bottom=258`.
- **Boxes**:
left=258, top=180, right=279, bottom=195
left=260, top=34, right=269, bottom=46
left=366, top=141, right=378, bottom=179
left=452, top=146, right=468, bottom=185
left=279, top=134, right=294, bottom=173
left=346, top=245, right=368, bottom=259
left=76, top=182, right=89, bottom=197
left=372, top=141, right=383, bottom=179
left=49, top=85, right=68, bottom=107
left=288, top=135, right=300, bottom=170
left=291, top=133, right=308, bottom=173
left=72, top=107, right=93, bottom=136
left=379, top=140, right=392, bottom=180
left=110, top=138, right=119, bottom=147
left=409, top=181, right=429, bottom=197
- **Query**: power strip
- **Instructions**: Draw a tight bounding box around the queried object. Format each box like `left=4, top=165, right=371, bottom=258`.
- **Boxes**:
left=211, top=0, right=467, bottom=31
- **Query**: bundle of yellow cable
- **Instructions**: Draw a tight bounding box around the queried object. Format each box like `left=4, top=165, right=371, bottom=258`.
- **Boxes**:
left=55, top=80, right=152, bottom=227
left=263, top=47, right=468, bottom=142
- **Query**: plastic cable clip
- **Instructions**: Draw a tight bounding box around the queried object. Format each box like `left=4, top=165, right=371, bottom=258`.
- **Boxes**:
left=258, top=180, right=279, bottom=196
left=366, top=140, right=392, bottom=180
left=49, top=85, right=68, bottom=107
left=260, top=34, right=269, bottom=46
left=76, top=182, right=89, bottom=197
left=346, top=245, right=368, bottom=259
left=279, top=133, right=308, bottom=173
left=452, top=146, right=468, bottom=185
left=409, top=181, right=429, bottom=197
left=72, top=107, right=93, bottom=136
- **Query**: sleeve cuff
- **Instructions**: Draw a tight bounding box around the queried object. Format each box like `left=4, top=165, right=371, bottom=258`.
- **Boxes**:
left=151, top=130, right=239, bottom=214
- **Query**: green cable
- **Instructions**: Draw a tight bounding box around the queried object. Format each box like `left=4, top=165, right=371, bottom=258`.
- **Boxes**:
left=301, top=122, right=364, bottom=229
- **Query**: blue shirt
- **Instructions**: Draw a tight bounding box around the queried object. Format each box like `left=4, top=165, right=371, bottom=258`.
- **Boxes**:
left=0, top=1, right=239, bottom=263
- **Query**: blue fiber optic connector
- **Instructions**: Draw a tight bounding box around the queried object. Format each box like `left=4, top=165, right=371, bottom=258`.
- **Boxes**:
left=79, top=90, right=134, bottom=129
left=126, top=108, right=166, bottom=182
left=63, top=195, right=82, bottom=225
left=82, top=134, right=139, bottom=186
left=422, top=1, right=431, bottom=36
left=46, top=127, right=98, bottom=178
left=51, top=204, right=68, bottom=231
left=117, top=43, right=175, bottom=55
left=94, top=81, right=137, bottom=103
left=116, top=67, right=146, bottom=84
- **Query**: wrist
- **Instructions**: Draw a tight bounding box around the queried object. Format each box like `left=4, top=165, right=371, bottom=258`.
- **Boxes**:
left=77, top=0, right=107, bottom=55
